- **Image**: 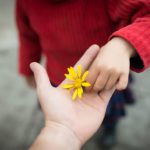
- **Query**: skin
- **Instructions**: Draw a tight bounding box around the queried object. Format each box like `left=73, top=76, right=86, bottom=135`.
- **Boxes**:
left=86, top=37, right=136, bottom=92
left=26, top=37, right=136, bottom=93
left=29, top=45, right=115, bottom=150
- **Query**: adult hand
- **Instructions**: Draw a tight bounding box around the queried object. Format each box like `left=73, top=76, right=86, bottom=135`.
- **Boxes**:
left=30, top=45, right=115, bottom=150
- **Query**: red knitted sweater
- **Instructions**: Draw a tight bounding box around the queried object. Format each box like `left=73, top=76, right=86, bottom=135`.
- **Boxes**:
left=16, top=0, right=150, bottom=85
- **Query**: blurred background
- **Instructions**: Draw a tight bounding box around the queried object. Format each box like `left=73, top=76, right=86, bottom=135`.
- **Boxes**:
left=0, top=0, right=150, bottom=150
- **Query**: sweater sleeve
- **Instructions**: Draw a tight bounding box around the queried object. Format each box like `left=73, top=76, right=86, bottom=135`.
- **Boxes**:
left=16, top=0, right=42, bottom=76
left=108, top=0, right=150, bottom=72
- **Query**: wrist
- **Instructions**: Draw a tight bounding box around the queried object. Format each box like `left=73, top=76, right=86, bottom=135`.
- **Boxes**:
left=45, top=121, right=81, bottom=150
left=110, top=37, right=136, bottom=58
left=30, top=121, right=81, bottom=150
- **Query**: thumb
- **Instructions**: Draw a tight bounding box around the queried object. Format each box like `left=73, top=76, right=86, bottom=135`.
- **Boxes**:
left=30, top=62, right=53, bottom=92
left=61, top=44, right=100, bottom=84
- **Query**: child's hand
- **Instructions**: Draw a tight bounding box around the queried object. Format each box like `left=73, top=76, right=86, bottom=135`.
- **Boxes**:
left=87, top=37, right=136, bottom=92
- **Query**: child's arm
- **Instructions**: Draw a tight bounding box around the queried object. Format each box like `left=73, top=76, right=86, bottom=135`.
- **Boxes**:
left=87, top=0, right=150, bottom=92
left=16, top=0, right=42, bottom=87
left=108, top=0, right=150, bottom=72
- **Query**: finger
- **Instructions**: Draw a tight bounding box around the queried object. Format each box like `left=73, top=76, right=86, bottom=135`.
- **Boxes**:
left=93, top=70, right=110, bottom=92
left=85, top=70, right=99, bottom=91
left=74, top=44, right=100, bottom=71
left=30, top=62, right=53, bottom=92
left=85, top=60, right=99, bottom=91
left=116, top=73, right=129, bottom=90
left=99, top=86, right=116, bottom=105
left=61, top=44, right=100, bottom=84
left=105, top=73, right=119, bottom=90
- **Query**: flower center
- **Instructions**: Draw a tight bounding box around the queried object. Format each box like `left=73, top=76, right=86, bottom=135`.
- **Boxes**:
left=74, top=79, right=82, bottom=88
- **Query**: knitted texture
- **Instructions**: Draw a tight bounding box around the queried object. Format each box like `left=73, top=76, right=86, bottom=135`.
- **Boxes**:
left=16, top=0, right=150, bottom=84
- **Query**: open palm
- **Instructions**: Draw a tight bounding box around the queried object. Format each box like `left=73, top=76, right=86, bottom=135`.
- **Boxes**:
left=31, top=45, right=115, bottom=145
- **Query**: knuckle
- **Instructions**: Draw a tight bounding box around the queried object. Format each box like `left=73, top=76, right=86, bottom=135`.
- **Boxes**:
left=108, top=68, right=115, bottom=74
left=113, top=68, right=120, bottom=74
left=93, top=85, right=100, bottom=92
left=98, top=65, right=108, bottom=72
left=96, top=62, right=102, bottom=69
left=109, top=67, right=122, bottom=75
left=103, top=66, right=114, bottom=72
left=103, top=65, right=109, bottom=70
left=97, top=66, right=102, bottom=71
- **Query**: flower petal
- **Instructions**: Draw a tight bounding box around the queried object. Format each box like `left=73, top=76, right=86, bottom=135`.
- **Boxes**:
left=77, top=65, right=82, bottom=78
left=65, top=74, right=74, bottom=81
left=82, top=71, right=89, bottom=81
left=62, top=84, right=74, bottom=89
left=72, top=89, right=78, bottom=100
left=82, top=82, right=91, bottom=87
left=67, top=68, right=72, bottom=74
left=77, top=87, right=83, bottom=98
left=70, top=67, right=77, bottom=78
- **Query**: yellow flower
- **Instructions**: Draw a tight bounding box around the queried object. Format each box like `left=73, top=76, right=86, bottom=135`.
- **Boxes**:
left=62, top=65, right=91, bottom=100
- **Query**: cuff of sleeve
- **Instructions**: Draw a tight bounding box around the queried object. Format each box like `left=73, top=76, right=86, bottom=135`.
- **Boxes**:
left=19, top=63, right=33, bottom=77
left=109, top=24, right=150, bottom=73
